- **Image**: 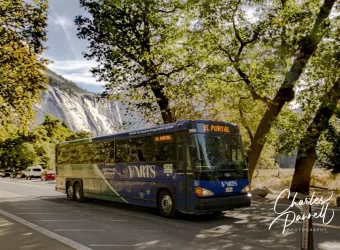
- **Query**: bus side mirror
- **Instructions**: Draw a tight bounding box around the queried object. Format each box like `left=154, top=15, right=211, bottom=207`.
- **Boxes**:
left=189, top=145, right=197, bottom=157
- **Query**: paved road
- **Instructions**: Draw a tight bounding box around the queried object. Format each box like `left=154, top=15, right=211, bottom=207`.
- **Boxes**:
left=0, top=178, right=339, bottom=250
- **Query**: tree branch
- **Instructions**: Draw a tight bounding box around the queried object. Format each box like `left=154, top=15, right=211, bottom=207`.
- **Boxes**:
left=209, top=76, right=244, bottom=83
left=158, top=61, right=195, bottom=78
left=234, top=67, right=272, bottom=104
left=208, top=22, right=269, bottom=105
left=232, top=0, right=243, bottom=46
left=239, top=97, right=254, bottom=142
left=133, top=79, right=150, bottom=88
left=155, top=7, right=177, bottom=13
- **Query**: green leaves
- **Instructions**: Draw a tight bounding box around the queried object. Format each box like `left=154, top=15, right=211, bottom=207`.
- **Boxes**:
left=76, top=0, right=201, bottom=124
left=0, top=0, right=49, bottom=141
left=0, top=115, right=93, bottom=170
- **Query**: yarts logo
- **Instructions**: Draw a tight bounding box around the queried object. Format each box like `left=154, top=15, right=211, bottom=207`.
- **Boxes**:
left=221, top=181, right=237, bottom=187
left=128, top=165, right=156, bottom=178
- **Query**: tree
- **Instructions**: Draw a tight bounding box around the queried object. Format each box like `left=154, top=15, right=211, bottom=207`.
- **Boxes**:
left=191, top=0, right=338, bottom=181
left=38, top=115, right=73, bottom=143
left=318, top=117, right=340, bottom=174
left=75, top=0, right=198, bottom=124
left=289, top=39, right=340, bottom=193
left=66, top=131, right=93, bottom=141
left=0, top=0, right=49, bottom=141
left=17, top=143, right=38, bottom=168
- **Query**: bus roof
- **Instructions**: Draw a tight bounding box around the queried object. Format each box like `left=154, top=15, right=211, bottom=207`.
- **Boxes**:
left=57, top=120, right=239, bottom=146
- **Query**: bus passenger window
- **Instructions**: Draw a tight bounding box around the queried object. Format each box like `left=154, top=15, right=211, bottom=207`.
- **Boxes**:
left=186, top=146, right=192, bottom=171
left=140, top=137, right=157, bottom=161
left=77, top=144, right=90, bottom=164
left=156, top=144, right=175, bottom=161
left=92, top=142, right=108, bottom=163
left=177, top=144, right=184, bottom=171
left=128, top=144, right=139, bottom=162
left=57, top=147, right=68, bottom=164
left=137, top=149, right=145, bottom=161
left=68, top=146, right=79, bottom=164
left=108, top=141, right=115, bottom=163
left=115, top=141, right=129, bottom=163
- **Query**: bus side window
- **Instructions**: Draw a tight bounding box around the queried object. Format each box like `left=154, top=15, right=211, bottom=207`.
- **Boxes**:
left=178, top=144, right=184, bottom=171
left=156, top=143, right=175, bottom=161
left=108, top=141, right=115, bottom=163
left=69, top=145, right=79, bottom=164
left=115, top=140, right=129, bottom=163
left=92, top=142, right=109, bottom=163
left=57, top=147, right=67, bottom=164
left=186, top=145, right=192, bottom=171
left=178, top=144, right=191, bottom=171
left=140, top=137, right=156, bottom=162
left=128, top=144, right=139, bottom=162
left=79, top=144, right=92, bottom=164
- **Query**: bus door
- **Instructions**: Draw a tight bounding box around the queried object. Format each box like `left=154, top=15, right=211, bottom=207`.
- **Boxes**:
left=177, top=143, right=195, bottom=213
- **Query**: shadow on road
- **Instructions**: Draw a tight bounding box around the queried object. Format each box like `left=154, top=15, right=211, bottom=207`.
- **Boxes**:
left=0, top=194, right=339, bottom=250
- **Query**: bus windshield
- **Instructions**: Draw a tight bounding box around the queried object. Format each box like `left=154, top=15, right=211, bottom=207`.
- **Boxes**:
left=194, top=134, right=246, bottom=171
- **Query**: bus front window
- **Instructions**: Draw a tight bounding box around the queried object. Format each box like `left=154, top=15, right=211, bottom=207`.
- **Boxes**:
left=193, top=134, right=246, bottom=171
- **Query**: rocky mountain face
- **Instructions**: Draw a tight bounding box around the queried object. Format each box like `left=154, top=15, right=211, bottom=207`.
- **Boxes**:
left=34, top=69, right=124, bottom=136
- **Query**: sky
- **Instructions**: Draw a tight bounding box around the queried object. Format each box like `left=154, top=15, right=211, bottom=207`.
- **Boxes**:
left=44, top=0, right=104, bottom=93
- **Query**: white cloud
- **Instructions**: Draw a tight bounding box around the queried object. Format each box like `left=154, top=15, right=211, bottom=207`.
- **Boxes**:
left=48, top=60, right=98, bottom=71
left=47, top=60, right=106, bottom=86
left=52, top=15, right=74, bottom=29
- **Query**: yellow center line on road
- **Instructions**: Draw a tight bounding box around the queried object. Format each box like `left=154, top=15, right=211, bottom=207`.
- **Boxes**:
left=0, top=180, right=54, bottom=189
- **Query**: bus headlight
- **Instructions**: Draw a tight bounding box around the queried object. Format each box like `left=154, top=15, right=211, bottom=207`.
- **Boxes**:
left=195, top=187, right=214, bottom=197
left=241, top=185, right=250, bottom=193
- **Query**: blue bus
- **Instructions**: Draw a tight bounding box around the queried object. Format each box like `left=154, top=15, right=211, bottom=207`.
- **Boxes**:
left=55, top=120, right=251, bottom=217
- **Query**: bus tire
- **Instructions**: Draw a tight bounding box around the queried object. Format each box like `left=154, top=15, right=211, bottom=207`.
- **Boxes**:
left=66, top=182, right=75, bottom=201
left=158, top=190, right=176, bottom=218
left=74, top=182, right=85, bottom=202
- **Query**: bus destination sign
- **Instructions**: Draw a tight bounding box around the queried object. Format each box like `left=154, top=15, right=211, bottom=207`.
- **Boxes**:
left=154, top=135, right=173, bottom=142
left=198, top=124, right=230, bottom=133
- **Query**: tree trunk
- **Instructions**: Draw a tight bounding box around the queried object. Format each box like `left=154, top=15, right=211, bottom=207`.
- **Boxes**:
left=150, top=82, right=174, bottom=124
left=247, top=0, right=336, bottom=181
left=291, top=79, right=340, bottom=195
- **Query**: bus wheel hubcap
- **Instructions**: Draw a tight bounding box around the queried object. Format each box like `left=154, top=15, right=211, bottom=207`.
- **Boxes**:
left=76, top=187, right=80, bottom=199
left=68, top=186, right=73, bottom=197
left=161, top=195, right=172, bottom=213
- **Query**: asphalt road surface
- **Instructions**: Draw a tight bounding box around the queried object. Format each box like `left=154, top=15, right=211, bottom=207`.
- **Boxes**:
left=0, top=178, right=339, bottom=250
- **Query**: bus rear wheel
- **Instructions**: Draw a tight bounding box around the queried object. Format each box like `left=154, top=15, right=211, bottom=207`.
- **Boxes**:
left=74, top=182, right=85, bottom=202
left=158, top=190, right=175, bottom=218
left=67, top=182, right=75, bottom=201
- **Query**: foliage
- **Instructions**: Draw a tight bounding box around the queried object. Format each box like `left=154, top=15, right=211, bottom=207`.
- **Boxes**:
left=0, top=0, right=49, bottom=140
left=75, top=0, right=200, bottom=124
left=0, top=115, right=91, bottom=170
left=317, top=117, right=340, bottom=174
left=257, top=144, right=279, bottom=169
left=45, top=69, right=90, bottom=95
left=188, top=0, right=338, bottom=180
left=0, top=136, right=37, bottom=169
left=66, top=131, right=93, bottom=141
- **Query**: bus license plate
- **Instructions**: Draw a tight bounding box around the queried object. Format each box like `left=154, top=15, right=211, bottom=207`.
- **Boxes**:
left=225, top=187, right=233, bottom=192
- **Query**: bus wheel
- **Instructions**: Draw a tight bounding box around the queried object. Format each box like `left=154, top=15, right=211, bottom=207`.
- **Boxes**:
left=67, top=182, right=75, bottom=201
left=74, top=182, right=85, bottom=202
left=158, top=190, right=175, bottom=218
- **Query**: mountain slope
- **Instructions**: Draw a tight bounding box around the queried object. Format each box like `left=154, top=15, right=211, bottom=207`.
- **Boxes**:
left=34, top=69, right=123, bottom=136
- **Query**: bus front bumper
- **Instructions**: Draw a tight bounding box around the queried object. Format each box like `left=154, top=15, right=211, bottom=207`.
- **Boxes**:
left=195, top=193, right=251, bottom=212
